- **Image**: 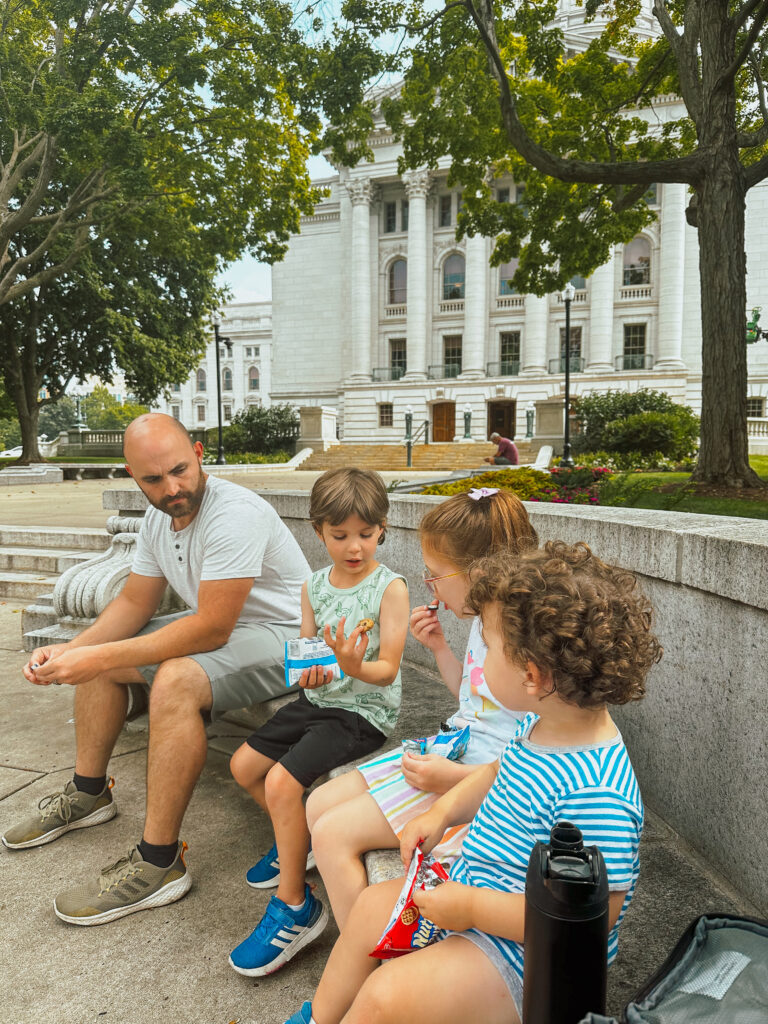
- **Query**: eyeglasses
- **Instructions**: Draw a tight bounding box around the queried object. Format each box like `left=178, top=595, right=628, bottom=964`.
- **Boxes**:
left=422, top=567, right=463, bottom=595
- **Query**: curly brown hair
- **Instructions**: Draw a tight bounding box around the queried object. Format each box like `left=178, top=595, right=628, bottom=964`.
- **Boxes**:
left=419, top=490, right=538, bottom=571
left=468, top=541, right=663, bottom=709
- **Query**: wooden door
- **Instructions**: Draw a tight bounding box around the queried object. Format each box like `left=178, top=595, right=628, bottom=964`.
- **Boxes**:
left=487, top=400, right=516, bottom=439
left=432, top=402, right=456, bottom=442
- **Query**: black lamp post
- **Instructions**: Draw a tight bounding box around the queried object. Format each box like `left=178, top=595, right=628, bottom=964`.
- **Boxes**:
left=561, top=282, right=576, bottom=468
left=211, top=313, right=231, bottom=465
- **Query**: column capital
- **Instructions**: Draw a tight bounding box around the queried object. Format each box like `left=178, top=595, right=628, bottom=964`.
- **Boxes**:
left=345, top=177, right=379, bottom=207
left=403, top=168, right=433, bottom=200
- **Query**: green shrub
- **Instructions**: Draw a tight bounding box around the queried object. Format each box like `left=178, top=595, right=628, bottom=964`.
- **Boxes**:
left=207, top=404, right=299, bottom=455
left=420, top=468, right=599, bottom=505
left=553, top=450, right=696, bottom=472
left=602, top=408, right=699, bottom=459
left=202, top=449, right=292, bottom=465
left=572, top=389, right=699, bottom=456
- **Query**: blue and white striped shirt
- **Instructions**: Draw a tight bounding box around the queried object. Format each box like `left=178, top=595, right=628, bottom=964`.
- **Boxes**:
left=449, top=712, right=643, bottom=983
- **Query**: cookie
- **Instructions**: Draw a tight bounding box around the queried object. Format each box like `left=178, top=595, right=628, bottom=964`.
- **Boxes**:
left=356, top=618, right=375, bottom=634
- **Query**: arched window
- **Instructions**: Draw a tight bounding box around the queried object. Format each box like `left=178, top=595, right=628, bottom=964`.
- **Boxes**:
left=499, top=258, right=519, bottom=295
left=196, top=368, right=206, bottom=392
left=249, top=367, right=260, bottom=391
left=623, top=237, right=651, bottom=286
left=570, top=274, right=587, bottom=290
left=222, top=367, right=233, bottom=391
left=443, top=253, right=465, bottom=300
left=388, top=259, right=407, bottom=305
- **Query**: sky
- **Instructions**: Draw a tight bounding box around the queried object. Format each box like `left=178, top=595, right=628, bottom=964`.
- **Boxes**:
left=215, top=153, right=336, bottom=304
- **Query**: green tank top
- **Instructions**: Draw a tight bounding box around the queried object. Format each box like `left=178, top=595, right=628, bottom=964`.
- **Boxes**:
left=304, top=563, right=406, bottom=737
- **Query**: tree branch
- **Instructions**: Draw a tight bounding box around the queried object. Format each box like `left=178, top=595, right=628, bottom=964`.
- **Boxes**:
left=745, top=148, right=768, bottom=185
left=466, top=0, right=704, bottom=187
left=653, top=0, right=703, bottom=124
left=738, top=52, right=768, bottom=146
left=734, top=0, right=767, bottom=33
left=717, top=0, right=768, bottom=87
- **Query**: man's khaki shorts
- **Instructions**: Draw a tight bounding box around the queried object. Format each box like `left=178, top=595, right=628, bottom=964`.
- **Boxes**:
left=136, top=612, right=296, bottom=722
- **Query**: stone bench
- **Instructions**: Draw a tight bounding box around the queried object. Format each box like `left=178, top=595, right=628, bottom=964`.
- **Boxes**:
left=57, top=463, right=130, bottom=481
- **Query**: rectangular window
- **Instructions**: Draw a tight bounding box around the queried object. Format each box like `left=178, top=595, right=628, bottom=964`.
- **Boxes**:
left=444, top=335, right=462, bottom=376
left=223, top=405, right=232, bottom=421
left=390, top=338, right=407, bottom=375
left=439, top=195, right=452, bottom=227
left=497, top=187, right=510, bottom=204
left=245, top=347, right=252, bottom=357
left=196, top=405, right=206, bottom=423
left=747, top=397, right=766, bottom=417
left=401, top=199, right=409, bottom=231
left=171, top=405, right=180, bottom=420
left=456, top=192, right=463, bottom=215
left=644, top=183, right=658, bottom=205
left=252, top=347, right=260, bottom=357
left=622, top=324, right=647, bottom=369
left=500, top=331, right=520, bottom=372
left=379, top=403, right=393, bottom=427
left=384, top=201, right=397, bottom=233
left=172, top=382, right=181, bottom=392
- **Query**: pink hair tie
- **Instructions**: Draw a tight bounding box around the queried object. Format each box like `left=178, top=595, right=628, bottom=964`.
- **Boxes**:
left=468, top=487, right=499, bottom=500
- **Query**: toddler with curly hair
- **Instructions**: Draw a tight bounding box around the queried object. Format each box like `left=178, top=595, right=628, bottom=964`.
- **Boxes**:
left=283, top=540, right=663, bottom=1024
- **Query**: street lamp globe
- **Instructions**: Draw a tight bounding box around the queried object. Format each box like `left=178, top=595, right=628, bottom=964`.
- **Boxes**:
left=562, top=281, right=576, bottom=303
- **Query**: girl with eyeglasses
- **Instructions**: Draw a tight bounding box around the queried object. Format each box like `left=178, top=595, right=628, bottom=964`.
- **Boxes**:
left=305, top=488, right=538, bottom=929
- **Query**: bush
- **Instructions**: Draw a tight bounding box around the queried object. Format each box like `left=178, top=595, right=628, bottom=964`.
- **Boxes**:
left=420, top=468, right=599, bottom=505
left=201, top=449, right=292, bottom=465
left=209, top=404, right=299, bottom=455
left=572, top=389, right=699, bottom=457
left=602, top=408, right=699, bottom=459
left=552, top=450, right=696, bottom=472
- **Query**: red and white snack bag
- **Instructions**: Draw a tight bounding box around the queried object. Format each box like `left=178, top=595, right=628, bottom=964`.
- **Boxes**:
left=370, top=847, right=450, bottom=960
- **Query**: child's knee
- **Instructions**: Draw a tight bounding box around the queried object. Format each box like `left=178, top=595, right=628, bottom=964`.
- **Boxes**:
left=264, top=762, right=304, bottom=806
left=305, top=784, right=326, bottom=831
left=229, top=743, right=253, bottom=786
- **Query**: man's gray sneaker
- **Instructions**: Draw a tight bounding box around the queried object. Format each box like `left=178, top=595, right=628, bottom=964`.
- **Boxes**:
left=54, top=842, right=191, bottom=926
left=1, top=778, right=116, bottom=850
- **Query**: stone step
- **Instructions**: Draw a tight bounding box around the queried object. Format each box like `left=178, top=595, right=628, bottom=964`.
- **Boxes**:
left=0, top=545, right=104, bottom=573
left=304, top=442, right=536, bottom=471
left=0, top=570, right=58, bottom=601
left=0, top=525, right=110, bottom=551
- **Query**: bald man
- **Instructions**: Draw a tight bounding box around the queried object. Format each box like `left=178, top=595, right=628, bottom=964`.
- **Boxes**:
left=3, top=414, right=310, bottom=926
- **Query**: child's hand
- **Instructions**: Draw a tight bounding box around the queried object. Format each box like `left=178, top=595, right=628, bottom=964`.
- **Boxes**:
left=410, top=605, right=447, bottom=652
left=401, top=752, right=466, bottom=794
left=400, top=808, right=446, bottom=869
left=324, top=617, right=368, bottom=678
left=412, top=881, right=474, bottom=932
left=299, top=665, right=335, bottom=689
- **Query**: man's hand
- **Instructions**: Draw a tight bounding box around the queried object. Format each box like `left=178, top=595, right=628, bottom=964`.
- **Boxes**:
left=32, top=646, right=107, bottom=687
left=299, top=665, right=335, bottom=689
left=400, top=808, right=447, bottom=869
left=401, top=752, right=466, bottom=794
left=323, top=617, right=368, bottom=678
left=412, top=881, right=475, bottom=932
left=23, top=644, right=70, bottom=685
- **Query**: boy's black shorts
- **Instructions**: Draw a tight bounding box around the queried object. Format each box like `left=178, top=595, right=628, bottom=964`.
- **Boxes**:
left=246, top=690, right=387, bottom=788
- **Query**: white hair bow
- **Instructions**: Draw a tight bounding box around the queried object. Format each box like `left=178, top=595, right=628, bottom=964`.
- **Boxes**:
left=468, top=487, right=499, bottom=500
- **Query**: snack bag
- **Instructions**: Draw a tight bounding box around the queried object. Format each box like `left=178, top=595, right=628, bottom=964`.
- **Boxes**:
left=401, top=724, right=470, bottom=762
left=284, top=637, right=343, bottom=687
left=370, top=848, right=450, bottom=960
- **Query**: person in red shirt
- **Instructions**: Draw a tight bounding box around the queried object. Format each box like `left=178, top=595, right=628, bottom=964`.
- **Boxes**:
left=484, top=432, right=519, bottom=466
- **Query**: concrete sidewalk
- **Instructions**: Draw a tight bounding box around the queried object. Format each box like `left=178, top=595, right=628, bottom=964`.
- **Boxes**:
left=0, top=600, right=757, bottom=1024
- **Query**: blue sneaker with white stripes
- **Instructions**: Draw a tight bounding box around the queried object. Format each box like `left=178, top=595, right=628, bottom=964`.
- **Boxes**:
left=228, top=884, right=328, bottom=976
left=284, top=1002, right=313, bottom=1024
left=246, top=842, right=316, bottom=889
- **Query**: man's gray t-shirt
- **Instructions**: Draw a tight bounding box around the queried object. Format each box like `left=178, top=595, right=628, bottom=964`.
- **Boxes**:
left=131, top=475, right=309, bottom=627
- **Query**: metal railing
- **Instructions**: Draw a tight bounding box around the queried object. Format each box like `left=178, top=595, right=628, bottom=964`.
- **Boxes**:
left=372, top=366, right=406, bottom=382
left=548, top=357, right=586, bottom=374
left=428, top=363, right=462, bottom=379
left=615, top=353, right=654, bottom=371
left=486, top=360, right=521, bottom=377
left=403, top=419, right=429, bottom=467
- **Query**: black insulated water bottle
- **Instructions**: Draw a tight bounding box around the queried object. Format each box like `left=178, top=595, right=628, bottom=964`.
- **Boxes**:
left=522, top=821, right=610, bottom=1024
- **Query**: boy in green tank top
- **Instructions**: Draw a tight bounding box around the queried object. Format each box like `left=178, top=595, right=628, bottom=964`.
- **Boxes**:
left=228, top=469, right=409, bottom=978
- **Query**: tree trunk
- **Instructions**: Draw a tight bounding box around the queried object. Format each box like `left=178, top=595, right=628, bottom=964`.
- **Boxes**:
left=17, top=404, right=42, bottom=464
left=691, top=7, right=763, bottom=488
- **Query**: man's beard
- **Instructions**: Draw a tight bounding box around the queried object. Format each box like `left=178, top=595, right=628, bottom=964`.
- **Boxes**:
left=150, top=472, right=206, bottom=519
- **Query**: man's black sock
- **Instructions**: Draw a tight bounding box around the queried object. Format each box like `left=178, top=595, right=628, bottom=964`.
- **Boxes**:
left=72, top=773, right=107, bottom=796
left=138, top=838, right=178, bottom=868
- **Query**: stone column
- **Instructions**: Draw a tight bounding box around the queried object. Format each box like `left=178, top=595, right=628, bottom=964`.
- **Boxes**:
left=461, top=232, right=488, bottom=378
left=522, top=294, right=549, bottom=374
left=586, top=256, right=615, bottom=371
left=345, top=178, right=377, bottom=381
left=656, top=183, right=686, bottom=368
left=403, top=169, right=431, bottom=380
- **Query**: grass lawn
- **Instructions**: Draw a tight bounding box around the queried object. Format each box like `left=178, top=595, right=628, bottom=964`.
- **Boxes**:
left=602, top=458, right=768, bottom=520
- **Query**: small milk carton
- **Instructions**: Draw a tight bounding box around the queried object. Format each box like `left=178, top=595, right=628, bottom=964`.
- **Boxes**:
left=284, top=637, right=343, bottom=687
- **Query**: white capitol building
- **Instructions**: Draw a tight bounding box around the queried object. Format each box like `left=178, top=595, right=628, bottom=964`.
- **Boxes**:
left=156, top=0, right=768, bottom=450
